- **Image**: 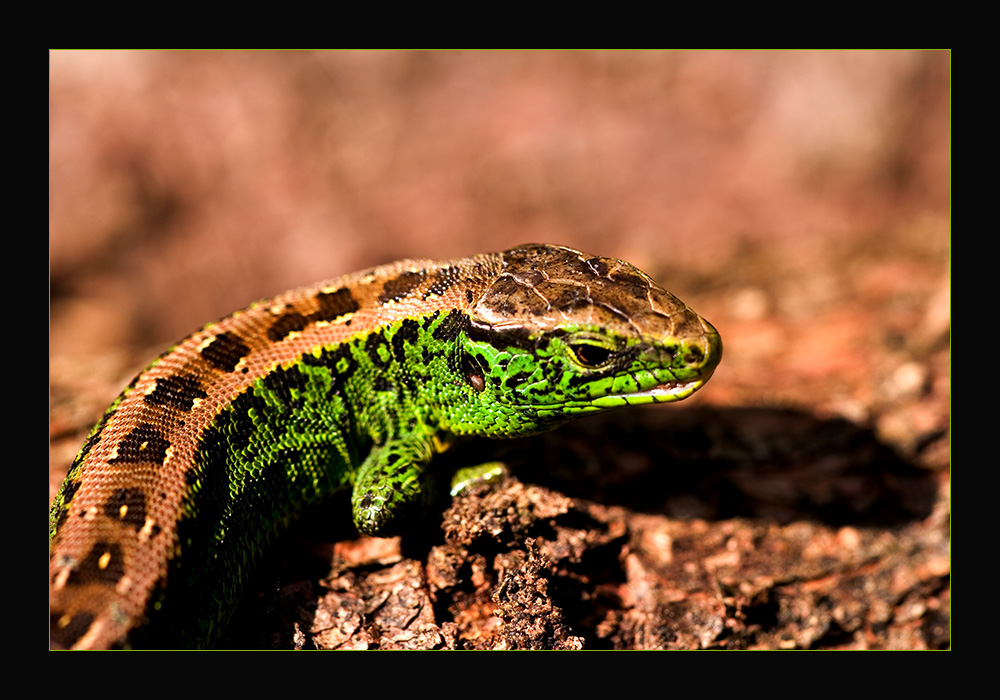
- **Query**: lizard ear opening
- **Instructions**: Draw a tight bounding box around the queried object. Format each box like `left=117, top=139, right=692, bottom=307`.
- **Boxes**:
left=462, top=353, right=486, bottom=392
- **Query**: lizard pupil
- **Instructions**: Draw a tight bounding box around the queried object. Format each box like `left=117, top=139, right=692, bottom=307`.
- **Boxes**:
left=571, top=344, right=613, bottom=368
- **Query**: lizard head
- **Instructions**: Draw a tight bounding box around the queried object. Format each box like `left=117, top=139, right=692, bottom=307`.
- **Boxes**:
left=437, top=244, right=722, bottom=437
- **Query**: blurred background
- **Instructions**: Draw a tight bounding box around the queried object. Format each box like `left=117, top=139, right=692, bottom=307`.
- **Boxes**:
left=50, top=49, right=950, bottom=455
left=49, top=51, right=950, bottom=647
left=49, top=51, right=948, bottom=370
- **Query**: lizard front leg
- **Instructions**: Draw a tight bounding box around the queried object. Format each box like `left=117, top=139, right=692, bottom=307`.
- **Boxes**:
left=351, top=437, right=437, bottom=536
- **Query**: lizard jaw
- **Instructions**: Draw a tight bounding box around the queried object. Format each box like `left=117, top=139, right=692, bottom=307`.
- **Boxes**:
left=623, top=378, right=704, bottom=402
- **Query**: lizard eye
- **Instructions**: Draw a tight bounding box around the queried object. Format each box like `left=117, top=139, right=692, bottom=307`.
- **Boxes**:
left=569, top=343, right=613, bottom=369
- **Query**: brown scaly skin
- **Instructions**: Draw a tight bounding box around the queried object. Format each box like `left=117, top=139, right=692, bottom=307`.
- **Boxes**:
left=49, top=244, right=721, bottom=649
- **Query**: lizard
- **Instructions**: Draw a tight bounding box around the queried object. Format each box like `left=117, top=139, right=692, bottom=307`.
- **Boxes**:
left=49, top=243, right=722, bottom=649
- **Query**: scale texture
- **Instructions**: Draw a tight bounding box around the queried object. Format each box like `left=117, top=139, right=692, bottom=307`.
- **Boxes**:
left=49, top=243, right=721, bottom=649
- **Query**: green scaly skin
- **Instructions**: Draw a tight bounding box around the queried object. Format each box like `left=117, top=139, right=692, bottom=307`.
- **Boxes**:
left=49, top=244, right=721, bottom=649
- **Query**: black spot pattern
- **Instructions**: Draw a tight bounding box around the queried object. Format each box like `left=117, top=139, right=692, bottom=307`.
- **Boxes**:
left=50, top=611, right=95, bottom=649
left=267, top=312, right=309, bottom=342
left=108, top=424, right=170, bottom=466
left=67, top=542, right=125, bottom=586
left=315, top=287, right=360, bottom=321
left=270, top=288, right=361, bottom=341
left=144, top=374, right=208, bottom=411
left=103, top=488, right=148, bottom=531
left=378, top=270, right=426, bottom=304
left=201, top=332, right=251, bottom=372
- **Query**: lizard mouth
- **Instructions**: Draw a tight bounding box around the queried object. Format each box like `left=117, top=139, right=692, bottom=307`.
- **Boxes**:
left=623, top=378, right=704, bottom=401
left=583, top=372, right=715, bottom=410
left=616, top=362, right=719, bottom=404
